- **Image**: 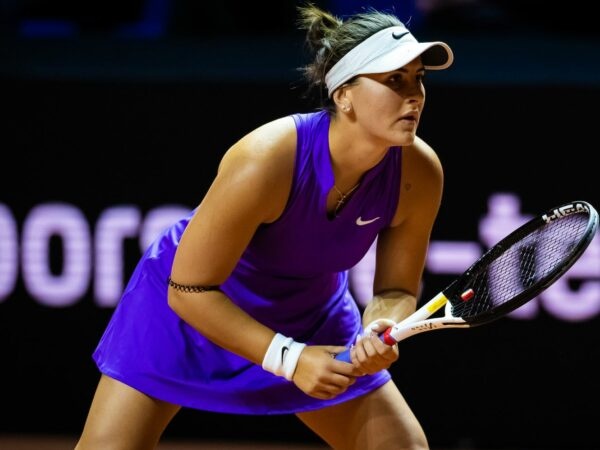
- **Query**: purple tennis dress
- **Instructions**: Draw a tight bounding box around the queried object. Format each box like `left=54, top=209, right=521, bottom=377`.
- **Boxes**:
left=93, top=110, right=402, bottom=414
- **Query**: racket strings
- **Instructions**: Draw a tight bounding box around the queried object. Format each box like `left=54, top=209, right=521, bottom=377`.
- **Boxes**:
left=451, top=212, right=591, bottom=319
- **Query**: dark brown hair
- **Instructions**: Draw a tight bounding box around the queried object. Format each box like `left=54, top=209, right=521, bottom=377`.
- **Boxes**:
left=297, top=3, right=402, bottom=112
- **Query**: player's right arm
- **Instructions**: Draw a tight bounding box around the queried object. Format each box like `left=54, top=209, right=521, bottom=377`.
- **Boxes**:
left=167, top=117, right=359, bottom=398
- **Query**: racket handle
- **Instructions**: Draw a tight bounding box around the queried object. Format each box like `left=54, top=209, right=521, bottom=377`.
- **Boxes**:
left=334, top=327, right=397, bottom=363
left=334, top=348, right=352, bottom=363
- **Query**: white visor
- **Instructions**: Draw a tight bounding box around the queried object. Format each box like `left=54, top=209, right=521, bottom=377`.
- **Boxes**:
left=325, top=25, right=454, bottom=97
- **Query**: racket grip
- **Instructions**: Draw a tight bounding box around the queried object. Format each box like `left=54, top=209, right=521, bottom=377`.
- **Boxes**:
left=334, top=348, right=352, bottom=363
left=334, top=327, right=397, bottom=363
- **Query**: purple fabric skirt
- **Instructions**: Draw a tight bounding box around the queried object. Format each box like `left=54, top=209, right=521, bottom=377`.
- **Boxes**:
left=92, top=215, right=391, bottom=415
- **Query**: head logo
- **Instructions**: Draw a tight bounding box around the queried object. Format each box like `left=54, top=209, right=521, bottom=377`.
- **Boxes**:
left=542, top=202, right=590, bottom=223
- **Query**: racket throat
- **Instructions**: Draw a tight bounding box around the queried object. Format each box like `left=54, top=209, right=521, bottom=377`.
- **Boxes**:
left=390, top=317, right=470, bottom=342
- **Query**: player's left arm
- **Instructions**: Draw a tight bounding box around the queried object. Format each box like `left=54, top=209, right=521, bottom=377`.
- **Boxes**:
left=364, top=135, right=444, bottom=328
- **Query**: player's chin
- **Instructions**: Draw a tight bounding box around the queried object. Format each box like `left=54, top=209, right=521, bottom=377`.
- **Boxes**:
left=389, top=130, right=416, bottom=146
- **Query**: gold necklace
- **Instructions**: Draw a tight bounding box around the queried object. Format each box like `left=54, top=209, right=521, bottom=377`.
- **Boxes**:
left=332, top=183, right=360, bottom=216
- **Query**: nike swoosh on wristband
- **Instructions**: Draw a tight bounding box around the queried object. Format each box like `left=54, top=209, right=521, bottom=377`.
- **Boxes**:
left=392, top=31, right=410, bottom=40
left=281, top=346, right=289, bottom=363
left=356, top=216, right=381, bottom=226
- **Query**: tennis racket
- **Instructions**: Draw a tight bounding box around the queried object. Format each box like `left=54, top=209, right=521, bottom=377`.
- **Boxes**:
left=336, top=199, right=598, bottom=362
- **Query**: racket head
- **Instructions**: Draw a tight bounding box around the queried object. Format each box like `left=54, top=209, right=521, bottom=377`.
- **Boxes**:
left=442, top=200, right=598, bottom=326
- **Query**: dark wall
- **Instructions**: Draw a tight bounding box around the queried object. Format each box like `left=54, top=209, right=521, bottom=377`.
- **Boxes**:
left=2, top=72, right=599, bottom=449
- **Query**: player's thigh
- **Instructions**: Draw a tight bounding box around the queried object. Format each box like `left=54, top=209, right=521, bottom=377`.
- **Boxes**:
left=76, top=374, right=181, bottom=450
left=296, top=380, right=428, bottom=450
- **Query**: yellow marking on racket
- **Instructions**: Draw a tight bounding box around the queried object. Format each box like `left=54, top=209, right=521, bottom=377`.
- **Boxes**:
left=427, top=294, right=448, bottom=313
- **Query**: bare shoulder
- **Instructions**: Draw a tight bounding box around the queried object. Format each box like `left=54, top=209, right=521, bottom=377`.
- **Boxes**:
left=216, top=116, right=297, bottom=221
left=404, top=135, right=443, bottom=181
left=219, top=116, right=297, bottom=174
left=172, top=117, right=297, bottom=285
left=392, top=136, right=444, bottom=226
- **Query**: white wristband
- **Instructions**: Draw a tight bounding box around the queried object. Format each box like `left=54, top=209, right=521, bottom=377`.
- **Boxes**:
left=262, top=333, right=306, bottom=381
left=282, top=341, right=306, bottom=380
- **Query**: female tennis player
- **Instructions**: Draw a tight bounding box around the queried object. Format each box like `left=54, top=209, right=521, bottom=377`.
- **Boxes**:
left=76, top=4, right=453, bottom=449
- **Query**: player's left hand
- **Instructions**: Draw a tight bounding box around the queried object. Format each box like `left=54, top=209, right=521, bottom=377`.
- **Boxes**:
left=350, top=321, right=399, bottom=374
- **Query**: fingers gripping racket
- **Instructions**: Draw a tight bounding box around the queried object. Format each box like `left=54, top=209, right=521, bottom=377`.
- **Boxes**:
left=336, top=200, right=598, bottom=362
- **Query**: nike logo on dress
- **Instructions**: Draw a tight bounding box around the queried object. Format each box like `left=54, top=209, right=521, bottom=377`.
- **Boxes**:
left=356, top=216, right=380, bottom=226
left=392, top=31, right=410, bottom=40
left=281, top=346, right=289, bottom=363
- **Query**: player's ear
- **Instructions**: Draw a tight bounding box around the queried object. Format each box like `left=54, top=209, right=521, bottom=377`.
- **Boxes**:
left=332, top=86, right=353, bottom=113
